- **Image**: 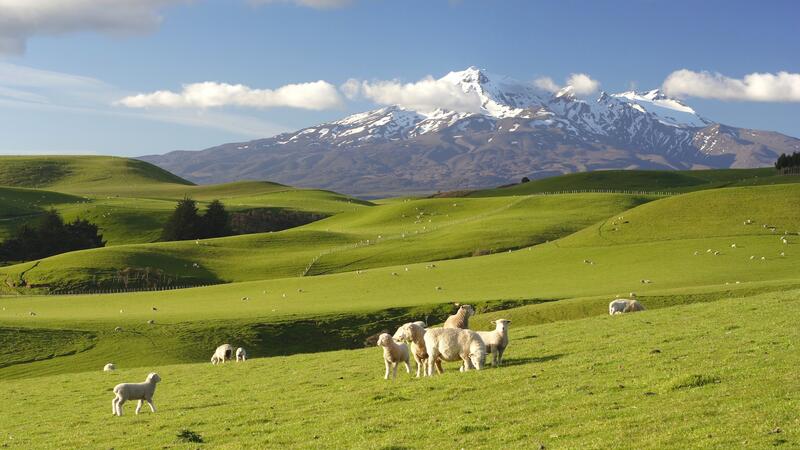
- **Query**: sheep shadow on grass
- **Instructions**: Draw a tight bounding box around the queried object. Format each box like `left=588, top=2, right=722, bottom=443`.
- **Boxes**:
left=500, top=353, right=566, bottom=367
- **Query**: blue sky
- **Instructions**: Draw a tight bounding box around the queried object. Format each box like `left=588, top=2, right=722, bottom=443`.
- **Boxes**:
left=0, top=0, right=798, bottom=156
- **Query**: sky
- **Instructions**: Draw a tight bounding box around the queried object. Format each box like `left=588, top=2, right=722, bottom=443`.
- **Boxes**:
left=0, top=0, right=798, bottom=156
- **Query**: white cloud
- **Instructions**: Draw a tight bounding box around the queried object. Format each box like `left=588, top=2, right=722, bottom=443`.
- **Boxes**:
left=249, top=0, right=353, bottom=8
left=0, top=0, right=189, bottom=54
left=344, top=76, right=482, bottom=113
left=118, top=80, right=344, bottom=110
left=533, top=73, right=600, bottom=96
left=566, top=73, right=600, bottom=95
left=533, top=76, right=560, bottom=93
left=663, top=69, right=800, bottom=102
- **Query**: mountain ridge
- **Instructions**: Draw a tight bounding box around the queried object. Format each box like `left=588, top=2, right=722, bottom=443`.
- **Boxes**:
left=140, top=67, right=800, bottom=195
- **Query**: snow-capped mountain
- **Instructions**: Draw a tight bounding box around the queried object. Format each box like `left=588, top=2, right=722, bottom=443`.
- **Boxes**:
left=141, top=67, right=800, bottom=195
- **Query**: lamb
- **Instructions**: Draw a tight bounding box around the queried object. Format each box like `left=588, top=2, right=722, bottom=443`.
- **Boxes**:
left=393, top=322, right=442, bottom=377
left=423, top=327, right=485, bottom=375
left=236, top=347, right=247, bottom=362
left=608, top=298, right=646, bottom=315
left=103, top=363, right=116, bottom=372
left=477, top=319, right=512, bottom=367
left=211, top=344, right=234, bottom=365
left=111, top=373, right=161, bottom=416
left=444, top=304, right=474, bottom=329
left=376, top=333, right=411, bottom=380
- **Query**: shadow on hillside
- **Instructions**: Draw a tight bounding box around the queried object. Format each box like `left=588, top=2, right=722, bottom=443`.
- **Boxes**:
left=182, top=402, right=226, bottom=411
left=501, top=353, right=565, bottom=367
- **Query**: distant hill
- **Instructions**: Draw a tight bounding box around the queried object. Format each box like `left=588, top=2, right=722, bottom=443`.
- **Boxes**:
left=0, top=156, right=192, bottom=193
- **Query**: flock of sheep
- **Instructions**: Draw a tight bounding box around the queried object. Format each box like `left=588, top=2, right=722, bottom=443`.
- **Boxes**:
left=377, top=304, right=511, bottom=379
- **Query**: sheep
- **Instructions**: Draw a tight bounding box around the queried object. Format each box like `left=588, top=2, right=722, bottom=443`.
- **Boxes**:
left=236, top=347, right=247, bottom=362
left=444, top=304, right=474, bottom=329
left=376, top=333, right=411, bottom=380
left=477, top=319, right=512, bottom=367
left=640, top=279, right=653, bottom=284
left=147, top=320, right=155, bottom=325
left=211, top=344, right=234, bottom=365
left=111, top=373, right=161, bottom=416
left=114, top=326, right=123, bottom=332
left=730, top=243, right=737, bottom=248
left=423, top=327, right=486, bottom=375
left=609, top=299, right=646, bottom=315
left=393, top=322, right=442, bottom=377
left=103, top=363, right=116, bottom=372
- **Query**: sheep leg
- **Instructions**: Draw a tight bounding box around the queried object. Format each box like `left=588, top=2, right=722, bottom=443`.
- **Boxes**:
left=116, top=398, right=125, bottom=416
left=435, top=358, right=444, bottom=374
left=404, top=360, right=411, bottom=374
left=147, top=400, right=156, bottom=413
left=111, top=397, right=118, bottom=416
left=392, top=362, right=398, bottom=380
left=384, top=360, right=391, bottom=380
left=427, top=348, right=439, bottom=376
left=497, top=347, right=505, bottom=366
left=135, top=400, right=143, bottom=415
left=414, top=355, right=424, bottom=378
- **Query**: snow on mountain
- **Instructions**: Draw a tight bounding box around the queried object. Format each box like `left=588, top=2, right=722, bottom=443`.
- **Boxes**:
left=141, top=67, right=799, bottom=195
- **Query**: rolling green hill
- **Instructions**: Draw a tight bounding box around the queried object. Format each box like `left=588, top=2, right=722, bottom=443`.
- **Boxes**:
left=468, top=167, right=800, bottom=197
left=0, top=193, right=650, bottom=292
left=0, top=157, right=371, bottom=245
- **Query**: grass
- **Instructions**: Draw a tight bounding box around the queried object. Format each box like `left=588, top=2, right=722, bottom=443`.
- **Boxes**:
left=0, top=289, right=796, bottom=449
left=1, top=158, right=799, bottom=448
left=0, top=193, right=649, bottom=291
left=467, top=167, right=800, bottom=197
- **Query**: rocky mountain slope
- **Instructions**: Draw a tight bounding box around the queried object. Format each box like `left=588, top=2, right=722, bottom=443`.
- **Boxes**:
left=140, top=67, right=800, bottom=195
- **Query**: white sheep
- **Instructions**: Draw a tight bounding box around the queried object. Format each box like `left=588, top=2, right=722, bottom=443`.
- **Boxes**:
left=424, top=327, right=485, bottom=375
left=211, top=344, right=234, bottom=365
left=477, top=319, right=512, bottom=367
left=376, top=333, right=411, bottom=380
left=444, top=304, right=474, bottom=329
left=236, top=347, right=247, bottom=362
left=111, top=373, right=161, bottom=416
left=609, top=299, right=646, bottom=315
left=103, top=363, right=116, bottom=372
left=393, top=322, right=442, bottom=377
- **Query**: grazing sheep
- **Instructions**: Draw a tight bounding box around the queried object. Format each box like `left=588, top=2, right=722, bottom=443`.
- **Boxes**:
left=730, top=243, right=737, bottom=248
left=235, top=347, right=247, bottom=362
left=376, top=333, right=411, bottom=380
left=391, top=272, right=399, bottom=276
left=640, top=279, right=653, bottom=284
left=211, top=344, right=234, bottom=365
left=114, top=326, right=123, bottom=332
left=29, top=311, right=36, bottom=316
left=111, top=373, right=161, bottom=416
left=444, top=304, right=474, bottom=329
left=241, top=296, right=249, bottom=301
left=393, top=322, right=442, bottom=377
left=609, top=299, right=646, bottom=315
left=147, top=320, right=155, bottom=325
left=780, top=251, right=786, bottom=257
left=103, top=363, right=116, bottom=372
left=713, top=251, right=721, bottom=256
left=477, top=319, right=512, bottom=367
left=423, top=328, right=486, bottom=375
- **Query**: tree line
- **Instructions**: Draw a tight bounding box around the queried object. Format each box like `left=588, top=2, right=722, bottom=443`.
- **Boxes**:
left=0, top=210, right=105, bottom=262
left=160, top=198, right=231, bottom=241
left=775, top=152, right=800, bottom=171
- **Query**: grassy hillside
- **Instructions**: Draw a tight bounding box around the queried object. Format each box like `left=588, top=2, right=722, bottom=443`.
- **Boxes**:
left=468, top=167, right=800, bottom=197
left=0, top=157, right=371, bottom=245
left=0, top=289, right=797, bottom=448
left=0, top=156, right=192, bottom=192
left=0, top=193, right=649, bottom=291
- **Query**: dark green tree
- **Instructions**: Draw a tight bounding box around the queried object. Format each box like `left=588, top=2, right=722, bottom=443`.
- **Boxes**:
left=0, top=211, right=105, bottom=262
left=520, top=176, right=531, bottom=183
left=160, top=197, right=201, bottom=241
left=200, top=199, right=231, bottom=238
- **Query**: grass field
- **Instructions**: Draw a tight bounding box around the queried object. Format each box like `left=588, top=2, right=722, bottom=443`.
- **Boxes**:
left=0, top=289, right=797, bottom=449
left=0, top=156, right=798, bottom=448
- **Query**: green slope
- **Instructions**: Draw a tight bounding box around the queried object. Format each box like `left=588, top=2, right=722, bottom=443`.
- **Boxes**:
left=0, top=193, right=649, bottom=291
left=468, top=167, right=800, bottom=197
left=0, top=289, right=797, bottom=449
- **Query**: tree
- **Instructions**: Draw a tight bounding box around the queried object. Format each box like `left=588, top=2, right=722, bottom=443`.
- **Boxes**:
left=160, top=197, right=200, bottom=241
left=520, top=176, right=531, bottom=183
left=200, top=200, right=231, bottom=238
left=0, top=211, right=104, bottom=263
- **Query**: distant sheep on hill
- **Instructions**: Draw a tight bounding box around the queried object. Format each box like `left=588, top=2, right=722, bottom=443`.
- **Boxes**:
left=609, top=299, right=646, bottom=315
left=211, top=344, right=234, bottom=365
left=103, top=363, right=116, bottom=372
left=236, top=347, right=247, bottom=362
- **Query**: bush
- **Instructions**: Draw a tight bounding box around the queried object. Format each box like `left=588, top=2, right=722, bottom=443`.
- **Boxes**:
left=0, top=210, right=105, bottom=262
